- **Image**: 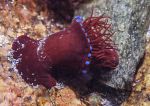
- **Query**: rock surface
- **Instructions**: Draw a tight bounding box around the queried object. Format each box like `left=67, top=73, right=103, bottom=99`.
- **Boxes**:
left=75, top=0, right=150, bottom=90
left=122, top=37, right=150, bottom=106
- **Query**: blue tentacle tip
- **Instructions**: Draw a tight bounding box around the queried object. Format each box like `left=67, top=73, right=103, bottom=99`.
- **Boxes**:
left=85, top=61, right=90, bottom=65
left=74, top=16, right=83, bottom=23
left=88, top=53, right=91, bottom=57
left=90, top=46, right=93, bottom=51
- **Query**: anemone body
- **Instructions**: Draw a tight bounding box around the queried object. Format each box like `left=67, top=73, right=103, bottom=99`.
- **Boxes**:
left=12, top=15, right=119, bottom=88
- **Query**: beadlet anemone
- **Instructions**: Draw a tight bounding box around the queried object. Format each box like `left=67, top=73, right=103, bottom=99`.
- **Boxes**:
left=12, top=15, right=119, bottom=88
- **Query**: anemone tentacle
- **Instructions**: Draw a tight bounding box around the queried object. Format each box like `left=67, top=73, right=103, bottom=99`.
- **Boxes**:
left=82, top=15, right=118, bottom=69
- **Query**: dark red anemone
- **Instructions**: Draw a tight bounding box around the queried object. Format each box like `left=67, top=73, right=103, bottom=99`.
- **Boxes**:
left=12, top=15, right=119, bottom=88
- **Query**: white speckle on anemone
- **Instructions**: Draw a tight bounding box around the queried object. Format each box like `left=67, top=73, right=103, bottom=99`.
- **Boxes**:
left=54, top=82, right=65, bottom=90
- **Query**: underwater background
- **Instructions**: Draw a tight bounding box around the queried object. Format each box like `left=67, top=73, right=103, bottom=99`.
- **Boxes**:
left=0, top=0, right=150, bottom=106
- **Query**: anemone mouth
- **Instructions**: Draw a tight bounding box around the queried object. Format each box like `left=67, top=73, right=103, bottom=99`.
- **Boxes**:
left=82, top=15, right=119, bottom=69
